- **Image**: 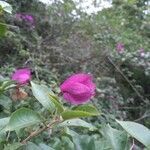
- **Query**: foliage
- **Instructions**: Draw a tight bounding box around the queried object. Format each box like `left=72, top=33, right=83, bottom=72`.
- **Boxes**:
left=0, top=0, right=150, bottom=149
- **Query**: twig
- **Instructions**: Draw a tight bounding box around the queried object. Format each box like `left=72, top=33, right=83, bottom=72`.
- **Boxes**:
left=107, top=56, right=145, bottom=102
left=6, top=131, right=10, bottom=141
left=134, top=112, right=150, bottom=122
left=0, top=22, right=19, bottom=29
left=130, top=139, right=135, bottom=150
left=21, top=119, right=60, bottom=144
left=118, top=106, right=141, bottom=110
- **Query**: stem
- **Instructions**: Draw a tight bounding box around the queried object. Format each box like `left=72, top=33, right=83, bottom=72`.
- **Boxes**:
left=107, top=56, right=145, bottom=102
left=6, top=131, right=10, bottom=141
left=119, top=106, right=141, bottom=110
left=21, top=119, right=60, bottom=144
left=129, top=139, right=135, bottom=150
left=134, top=112, right=150, bottom=122
left=0, top=22, right=19, bottom=29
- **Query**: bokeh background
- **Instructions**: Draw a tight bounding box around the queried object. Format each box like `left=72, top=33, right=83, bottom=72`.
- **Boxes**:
left=0, top=0, right=150, bottom=149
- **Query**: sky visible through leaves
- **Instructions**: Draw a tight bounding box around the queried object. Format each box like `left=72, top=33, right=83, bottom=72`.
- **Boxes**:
left=38, top=0, right=112, bottom=14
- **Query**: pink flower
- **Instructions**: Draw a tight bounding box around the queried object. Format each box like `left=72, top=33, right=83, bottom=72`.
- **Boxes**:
left=60, top=73, right=96, bottom=105
left=11, top=68, right=31, bottom=85
left=15, top=13, right=35, bottom=28
left=116, top=43, right=124, bottom=53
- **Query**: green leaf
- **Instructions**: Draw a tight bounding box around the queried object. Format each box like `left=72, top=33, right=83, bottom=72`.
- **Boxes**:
left=116, top=120, right=150, bottom=148
left=39, top=143, right=55, bottom=150
left=0, top=117, right=10, bottom=129
left=50, top=136, right=74, bottom=150
left=49, top=94, right=64, bottom=113
left=0, top=117, right=10, bottom=141
left=0, top=1, right=12, bottom=14
left=58, top=118, right=96, bottom=130
left=23, top=142, right=55, bottom=150
left=61, top=109, right=99, bottom=120
left=4, top=143, right=22, bottom=150
left=0, top=94, right=12, bottom=111
left=65, top=128, right=111, bottom=150
left=72, top=104, right=100, bottom=115
left=5, top=108, right=42, bottom=131
left=51, top=138, right=62, bottom=150
left=23, top=142, right=41, bottom=150
left=65, top=129, right=96, bottom=150
left=61, top=136, right=75, bottom=150
left=1, top=80, right=16, bottom=90
left=0, top=5, right=3, bottom=13
left=31, top=81, right=55, bottom=112
left=102, top=124, right=129, bottom=150
left=94, top=138, right=113, bottom=150
left=0, top=23, right=7, bottom=37
left=127, top=0, right=137, bottom=5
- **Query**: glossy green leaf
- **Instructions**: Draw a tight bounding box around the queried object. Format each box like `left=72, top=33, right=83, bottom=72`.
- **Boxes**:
left=6, top=108, right=42, bottom=131
left=61, top=110, right=98, bottom=120
left=49, top=93, right=64, bottom=113
left=0, top=1, right=12, bottom=13
left=31, top=81, right=55, bottom=112
left=102, top=124, right=129, bottom=150
left=116, top=120, right=150, bottom=148
left=58, top=118, right=96, bottom=130
left=72, top=104, right=100, bottom=115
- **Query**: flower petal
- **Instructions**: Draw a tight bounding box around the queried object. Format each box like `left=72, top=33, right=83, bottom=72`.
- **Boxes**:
left=63, top=92, right=91, bottom=105
left=11, top=68, right=31, bottom=84
left=60, top=73, right=92, bottom=91
left=62, top=83, right=93, bottom=104
left=60, top=73, right=96, bottom=105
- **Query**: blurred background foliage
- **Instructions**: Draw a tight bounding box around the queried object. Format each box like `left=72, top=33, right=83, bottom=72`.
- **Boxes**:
left=0, top=0, right=150, bottom=149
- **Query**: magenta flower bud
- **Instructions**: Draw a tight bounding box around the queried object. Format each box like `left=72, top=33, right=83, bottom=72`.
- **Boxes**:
left=116, top=43, right=124, bottom=53
left=11, top=68, right=31, bottom=85
left=60, top=73, right=96, bottom=105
